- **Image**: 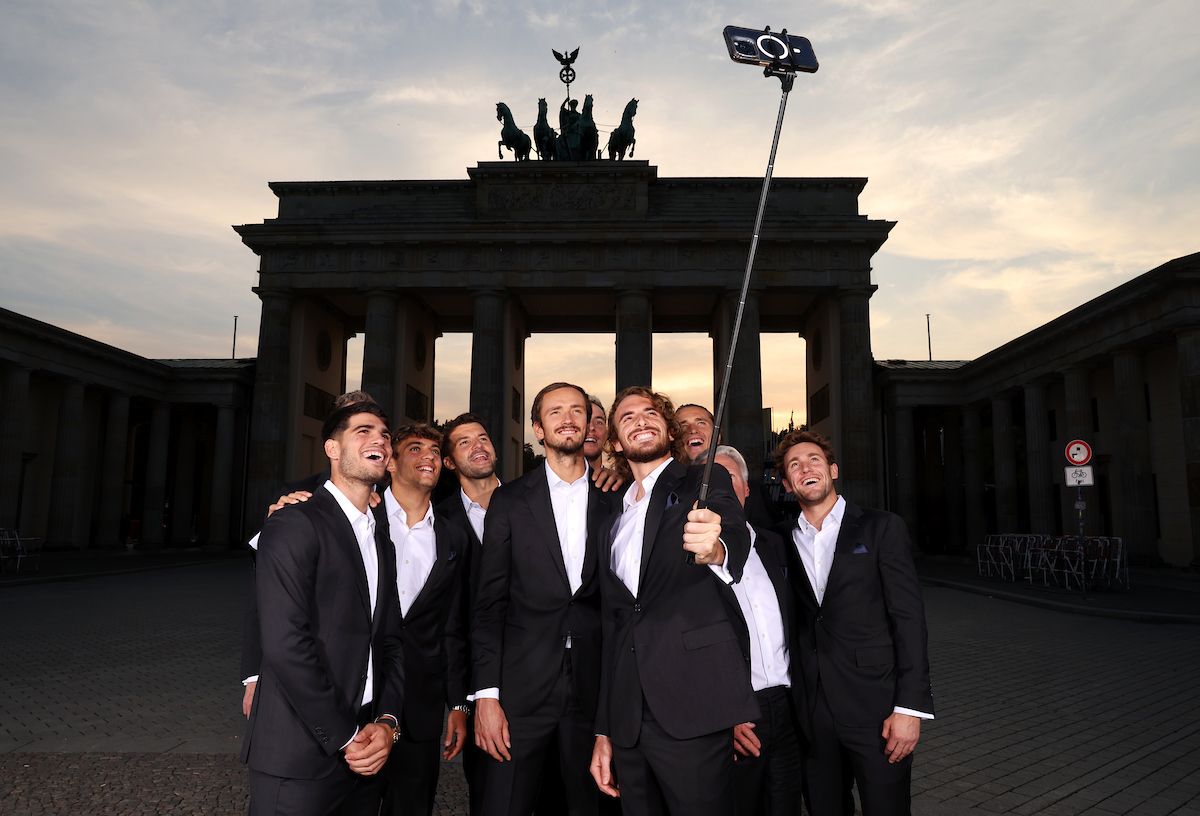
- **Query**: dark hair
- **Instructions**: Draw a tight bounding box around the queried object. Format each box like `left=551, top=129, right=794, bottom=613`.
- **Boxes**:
left=773, top=428, right=837, bottom=472
left=604, top=386, right=686, bottom=479
left=334, top=390, right=375, bottom=409
left=676, top=403, right=715, bottom=423
left=391, top=422, right=442, bottom=454
left=588, top=395, right=606, bottom=417
left=441, top=412, right=488, bottom=451
left=530, top=382, right=590, bottom=427
left=321, top=401, right=389, bottom=441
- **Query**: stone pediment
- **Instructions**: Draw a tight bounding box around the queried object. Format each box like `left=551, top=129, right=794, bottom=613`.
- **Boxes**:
left=467, top=160, right=654, bottom=220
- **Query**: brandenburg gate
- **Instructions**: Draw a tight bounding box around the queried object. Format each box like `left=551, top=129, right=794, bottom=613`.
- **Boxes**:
left=234, top=161, right=892, bottom=525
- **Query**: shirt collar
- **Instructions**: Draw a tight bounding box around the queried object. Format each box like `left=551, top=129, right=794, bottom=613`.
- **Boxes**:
left=623, top=457, right=674, bottom=510
left=545, top=460, right=590, bottom=489
left=460, top=480, right=500, bottom=512
left=797, top=494, right=846, bottom=535
left=384, top=486, right=434, bottom=528
left=324, top=479, right=374, bottom=529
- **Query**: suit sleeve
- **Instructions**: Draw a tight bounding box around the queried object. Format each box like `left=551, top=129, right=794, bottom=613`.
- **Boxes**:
left=471, top=486, right=514, bottom=694
left=376, top=540, right=406, bottom=723
left=256, top=509, right=357, bottom=754
left=706, top=465, right=751, bottom=583
left=876, top=513, right=934, bottom=716
left=442, top=525, right=471, bottom=707
left=239, top=558, right=263, bottom=681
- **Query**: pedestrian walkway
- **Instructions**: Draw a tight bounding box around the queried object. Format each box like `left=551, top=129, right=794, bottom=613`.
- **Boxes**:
left=1, top=557, right=1198, bottom=814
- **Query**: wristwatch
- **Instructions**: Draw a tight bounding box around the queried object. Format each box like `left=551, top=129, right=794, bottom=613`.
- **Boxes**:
left=452, top=703, right=474, bottom=717
left=374, top=715, right=402, bottom=744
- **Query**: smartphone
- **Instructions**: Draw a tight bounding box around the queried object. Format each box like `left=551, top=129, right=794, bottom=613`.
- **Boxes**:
left=723, top=26, right=818, bottom=73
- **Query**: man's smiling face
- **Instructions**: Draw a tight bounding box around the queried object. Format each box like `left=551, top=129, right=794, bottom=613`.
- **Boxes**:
left=781, top=441, right=839, bottom=506
left=676, top=405, right=714, bottom=462
left=388, top=435, right=441, bottom=492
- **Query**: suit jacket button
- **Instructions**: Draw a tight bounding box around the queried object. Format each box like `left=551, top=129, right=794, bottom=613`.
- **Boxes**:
left=361, top=673, right=368, bottom=681
left=633, top=603, right=642, bottom=613
left=630, top=645, right=636, bottom=653
left=816, top=614, right=823, bottom=622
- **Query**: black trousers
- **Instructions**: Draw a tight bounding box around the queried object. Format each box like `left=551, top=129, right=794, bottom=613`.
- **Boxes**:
left=464, top=714, right=568, bottom=816
left=479, top=649, right=599, bottom=816
left=381, top=730, right=440, bottom=816
left=612, top=704, right=735, bottom=816
left=733, top=686, right=804, bottom=816
left=802, top=684, right=912, bottom=816
left=248, top=765, right=382, bottom=816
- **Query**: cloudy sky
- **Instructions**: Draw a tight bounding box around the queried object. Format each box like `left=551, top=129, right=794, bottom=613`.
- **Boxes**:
left=2, top=0, right=1196, bottom=430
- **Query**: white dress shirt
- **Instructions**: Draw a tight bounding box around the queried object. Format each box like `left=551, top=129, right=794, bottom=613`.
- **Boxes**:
left=792, top=495, right=932, bottom=721
left=545, top=461, right=589, bottom=596
left=460, top=487, right=488, bottom=544
left=732, top=525, right=790, bottom=691
left=611, top=458, right=732, bottom=597
left=384, top=488, right=437, bottom=617
left=324, top=480, right=379, bottom=709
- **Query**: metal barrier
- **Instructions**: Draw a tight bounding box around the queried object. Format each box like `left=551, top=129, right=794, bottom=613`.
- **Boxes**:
left=977, top=533, right=1129, bottom=592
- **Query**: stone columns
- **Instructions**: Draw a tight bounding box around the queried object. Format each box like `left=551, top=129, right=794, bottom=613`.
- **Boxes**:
left=209, top=405, right=236, bottom=547
left=246, top=291, right=292, bottom=530
left=1175, top=329, right=1200, bottom=567
left=362, top=291, right=398, bottom=413
left=1110, top=349, right=1155, bottom=561
left=0, top=365, right=31, bottom=529
left=1062, top=365, right=1102, bottom=533
left=991, top=393, right=1019, bottom=532
left=1023, top=381, right=1054, bottom=533
left=962, top=405, right=986, bottom=545
left=48, top=379, right=87, bottom=547
left=891, top=405, right=918, bottom=533
left=720, top=290, right=765, bottom=475
left=97, top=391, right=130, bottom=548
left=470, top=289, right=507, bottom=471
left=616, top=289, right=653, bottom=392
left=142, top=401, right=171, bottom=547
left=838, top=288, right=876, bottom=507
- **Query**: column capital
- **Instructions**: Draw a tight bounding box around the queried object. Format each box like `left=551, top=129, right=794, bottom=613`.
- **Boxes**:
left=252, top=287, right=293, bottom=303
left=835, top=285, right=878, bottom=301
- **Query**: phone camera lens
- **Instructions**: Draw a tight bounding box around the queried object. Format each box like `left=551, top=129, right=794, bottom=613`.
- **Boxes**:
left=734, top=40, right=757, bottom=56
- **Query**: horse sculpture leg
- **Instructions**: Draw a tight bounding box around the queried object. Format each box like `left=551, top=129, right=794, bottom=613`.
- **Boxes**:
left=498, top=140, right=505, bottom=160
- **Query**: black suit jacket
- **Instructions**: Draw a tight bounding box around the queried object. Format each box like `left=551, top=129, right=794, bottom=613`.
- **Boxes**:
left=786, top=499, right=933, bottom=731
left=471, top=465, right=611, bottom=720
left=376, top=502, right=472, bottom=741
left=241, top=486, right=405, bottom=780
left=595, top=458, right=759, bottom=747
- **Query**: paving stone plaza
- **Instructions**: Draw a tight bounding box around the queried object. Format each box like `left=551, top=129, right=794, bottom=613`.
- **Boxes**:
left=1, top=561, right=1197, bottom=815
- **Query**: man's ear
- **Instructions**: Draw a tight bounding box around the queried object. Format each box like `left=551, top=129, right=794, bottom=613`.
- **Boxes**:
left=324, top=438, right=339, bottom=461
left=532, top=421, right=546, bottom=443
left=830, top=463, right=839, bottom=481
left=386, top=454, right=398, bottom=476
left=443, top=455, right=456, bottom=473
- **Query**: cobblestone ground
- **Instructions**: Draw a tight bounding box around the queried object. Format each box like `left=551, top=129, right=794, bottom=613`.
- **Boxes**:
left=1, top=561, right=1197, bottom=815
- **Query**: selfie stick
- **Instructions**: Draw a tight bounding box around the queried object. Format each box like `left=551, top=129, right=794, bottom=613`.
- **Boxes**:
left=694, top=30, right=800, bottom=535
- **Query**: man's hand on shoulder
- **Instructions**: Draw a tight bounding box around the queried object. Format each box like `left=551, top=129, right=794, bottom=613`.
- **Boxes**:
left=344, top=722, right=394, bottom=776
left=882, top=712, right=920, bottom=764
left=474, top=698, right=511, bottom=762
left=592, top=466, right=625, bottom=493
left=683, top=502, right=725, bottom=565
left=267, top=491, right=312, bottom=517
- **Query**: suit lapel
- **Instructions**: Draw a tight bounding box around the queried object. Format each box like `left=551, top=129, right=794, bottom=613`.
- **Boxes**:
left=527, top=466, right=572, bottom=592
left=370, top=503, right=392, bottom=632
left=582, top=479, right=605, bottom=588
left=316, top=488, right=373, bottom=623
left=784, top=518, right=821, bottom=609
left=405, top=514, right=453, bottom=616
left=825, top=501, right=863, bottom=598
left=638, top=458, right=687, bottom=589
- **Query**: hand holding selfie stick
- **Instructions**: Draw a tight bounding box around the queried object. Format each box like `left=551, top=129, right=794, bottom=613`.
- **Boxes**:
left=689, top=26, right=818, bottom=563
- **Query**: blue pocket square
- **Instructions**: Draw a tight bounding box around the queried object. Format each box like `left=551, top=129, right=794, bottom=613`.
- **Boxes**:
left=447, top=549, right=458, bottom=562
left=666, top=492, right=679, bottom=508
left=852, top=543, right=870, bottom=555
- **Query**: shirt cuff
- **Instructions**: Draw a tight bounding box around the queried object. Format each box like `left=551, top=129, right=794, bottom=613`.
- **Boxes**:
left=340, top=725, right=360, bottom=751
left=474, top=688, right=500, bottom=700
left=893, top=706, right=934, bottom=720
left=248, top=532, right=260, bottom=551
left=707, top=538, right=734, bottom=585
left=242, top=675, right=259, bottom=686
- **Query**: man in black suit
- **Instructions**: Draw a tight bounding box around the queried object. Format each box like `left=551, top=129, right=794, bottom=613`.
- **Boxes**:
left=774, top=429, right=933, bottom=816
left=712, top=446, right=804, bottom=816
left=378, top=423, right=472, bottom=816
left=589, top=386, right=759, bottom=816
left=243, top=401, right=404, bottom=815
left=472, top=383, right=613, bottom=816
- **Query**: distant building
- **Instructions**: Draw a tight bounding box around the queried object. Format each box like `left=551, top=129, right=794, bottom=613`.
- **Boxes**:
left=876, top=252, right=1200, bottom=567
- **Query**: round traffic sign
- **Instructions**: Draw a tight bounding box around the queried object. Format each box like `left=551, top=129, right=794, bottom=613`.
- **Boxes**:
left=1065, top=439, right=1092, bottom=466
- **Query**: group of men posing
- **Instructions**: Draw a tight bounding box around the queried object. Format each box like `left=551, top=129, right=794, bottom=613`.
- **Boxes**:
left=239, top=382, right=934, bottom=816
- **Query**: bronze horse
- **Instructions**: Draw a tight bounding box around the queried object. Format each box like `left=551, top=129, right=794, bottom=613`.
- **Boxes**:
left=580, top=94, right=598, bottom=161
left=533, top=98, right=557, bottom=161
left=606, top=98, right=638, bottom=160
left=496, top=102, right=531, bottom=161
